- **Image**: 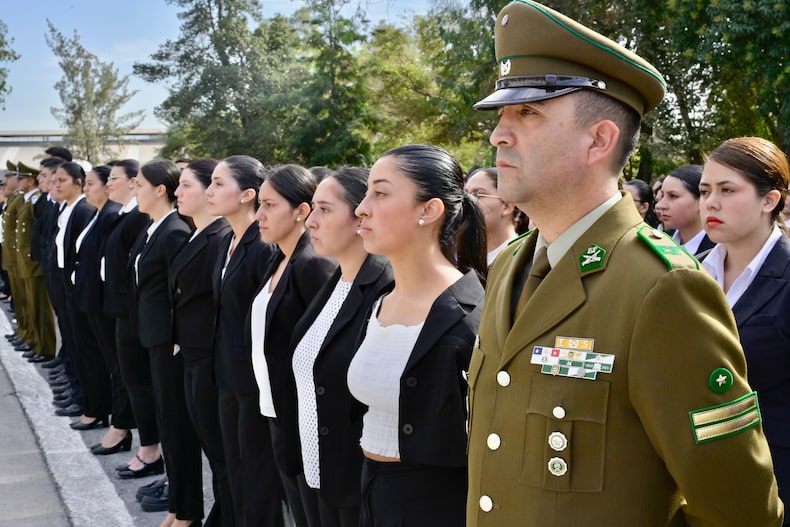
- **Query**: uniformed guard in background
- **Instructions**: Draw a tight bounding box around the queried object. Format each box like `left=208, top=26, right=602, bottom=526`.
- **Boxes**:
left=466, top=1, right=784, bottom=525
left=14, top=166, right=56, bottom=362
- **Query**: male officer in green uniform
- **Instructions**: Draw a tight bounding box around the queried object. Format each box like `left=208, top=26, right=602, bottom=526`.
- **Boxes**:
left=15, top=168, right=56, bottom=362
left=2, top=167, right=34, bottom=348
left=466, top=1, right=784, bottom=526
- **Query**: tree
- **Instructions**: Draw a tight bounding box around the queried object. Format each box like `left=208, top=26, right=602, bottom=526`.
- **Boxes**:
left=45, top=20, right=144, bottom=163
left=0, top=19, right=20, bottom=110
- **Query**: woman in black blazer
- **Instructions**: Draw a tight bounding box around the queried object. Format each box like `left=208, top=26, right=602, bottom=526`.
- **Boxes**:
left=131, top=160, right=198, bottom=526
left=654, top=164, right=715, bottom=257
left=170, top=158, right=232, bottom=527
left=51, top=162, right=109, bottom=427
left=348, top=145, right=487, bottom=527
left=291, top=167, right=394, bottom=527
left=250, top=165, right=338, bottom=527
left=70, top=165, right=130, bottom=438
left=95, top=159, right=154, bottom=460
left=205, top=155, right=282, bottom=527
left=699, top=137, right=790, bottom=525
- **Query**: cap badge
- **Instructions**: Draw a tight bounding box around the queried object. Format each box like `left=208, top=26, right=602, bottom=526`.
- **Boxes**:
left=500, top=59, right=512, bottom=76
left=501, top=14, right=509, bottom=26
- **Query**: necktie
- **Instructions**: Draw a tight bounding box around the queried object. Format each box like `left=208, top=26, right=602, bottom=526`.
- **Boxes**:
left=515, top=246, right=550, bottom=317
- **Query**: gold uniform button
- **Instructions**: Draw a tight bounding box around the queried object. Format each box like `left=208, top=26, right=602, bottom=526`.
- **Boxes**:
left=548, top=457, right=568, bottom=477
left=479, top=495, right=493, bottom=512
left=552, top=406, right=566, bottom=419
left=496, top=371, right=511, bottom=386
left=548, top=431, right=568, bottom=451
left=486, top=433, right=501, bottom=450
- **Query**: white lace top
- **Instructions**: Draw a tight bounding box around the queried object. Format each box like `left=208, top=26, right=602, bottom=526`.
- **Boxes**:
left=347, top=297, right=424, bottom=459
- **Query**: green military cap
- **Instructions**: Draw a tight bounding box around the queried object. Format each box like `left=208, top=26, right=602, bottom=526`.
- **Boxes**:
left=474, top=0, right=666, bottom=116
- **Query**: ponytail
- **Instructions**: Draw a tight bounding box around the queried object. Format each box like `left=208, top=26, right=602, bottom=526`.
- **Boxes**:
left=455, top=193, right=488, bottom=285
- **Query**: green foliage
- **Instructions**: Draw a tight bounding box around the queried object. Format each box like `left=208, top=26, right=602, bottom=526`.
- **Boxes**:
left=45, top=20, right=143, bottom=163
left=0, top=19, right=20, bottom=110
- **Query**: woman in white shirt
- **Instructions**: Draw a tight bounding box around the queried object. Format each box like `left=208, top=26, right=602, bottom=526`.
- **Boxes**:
left=250, top=164, right=337, bottom=527
left=348, top=144, right=487, bottom=526
left=654, top=164, right=715, bottom=256
left=699, top=137, right=790, bottom=523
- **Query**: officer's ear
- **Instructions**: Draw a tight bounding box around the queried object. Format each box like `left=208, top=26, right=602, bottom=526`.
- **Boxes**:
left=585, top=119, right=620, bottom=168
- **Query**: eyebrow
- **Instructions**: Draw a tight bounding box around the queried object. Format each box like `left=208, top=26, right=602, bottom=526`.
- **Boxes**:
left=699, top=180, right=736, bottom=187
left=370, top=178, right=392, bottom=185
left=313, top=199, right=334, bottom=206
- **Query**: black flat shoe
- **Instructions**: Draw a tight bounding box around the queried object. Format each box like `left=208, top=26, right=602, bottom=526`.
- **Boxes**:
left=55, top=404, right=82, bottom=417
left=41, top=357, right=63, bottom=369
left=116, top=455, right=164, bottom=479
left=70, top=417, right=108, bottom=430
left=49, top=375, right=70, bottom=386
left=53, top=397, right=75, bottom=408
left=140, top=484, right=169, bottom=512
left=135, top=477, right=168, bottom=502
left=51, top=384, right=72, bottom=395
left=16, top=344, right=33, bottom=352
left=91, top=431, right=132, bottom=456
left=29, top=354, right=54, bottom=363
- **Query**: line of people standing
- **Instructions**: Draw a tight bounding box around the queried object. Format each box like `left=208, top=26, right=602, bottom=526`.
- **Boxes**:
left=2, top=145, right=488, bottom=527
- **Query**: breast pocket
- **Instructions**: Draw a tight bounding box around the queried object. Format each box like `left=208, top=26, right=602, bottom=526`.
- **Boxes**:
left=520, top=373, right=609, bottom=492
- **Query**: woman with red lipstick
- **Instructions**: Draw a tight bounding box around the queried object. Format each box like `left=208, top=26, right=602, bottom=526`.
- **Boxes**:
left=699, top=136, right=790, bottom=525
left=250, top=164, right=337, bottom=527
left=348, top=144, right=486, bottom=527
left=654, top=165, right=715, bottom=256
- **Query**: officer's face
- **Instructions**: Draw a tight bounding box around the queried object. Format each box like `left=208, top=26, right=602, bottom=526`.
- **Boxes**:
left=38, top=168, right=52, bottom=192
left=489, top=95, right=586, bottom=216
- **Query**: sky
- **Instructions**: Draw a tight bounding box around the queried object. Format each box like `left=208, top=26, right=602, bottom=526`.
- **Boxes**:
left=0, top=0, right=427, bottom=131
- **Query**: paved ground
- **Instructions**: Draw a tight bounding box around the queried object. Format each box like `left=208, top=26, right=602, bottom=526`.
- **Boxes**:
left=0, top=301, right=214, bottom=527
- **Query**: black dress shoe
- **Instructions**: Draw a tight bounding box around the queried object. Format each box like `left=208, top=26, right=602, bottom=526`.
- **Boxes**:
left=41, top=357, right=63, bottom=369
left=140, top=483, right=169, bottom=512
left=70, top=416, right=108, bottom=430
left=9, top=337, right=23, bottom=346
left=15, top=343, right=33, bottom=352
left=21, top=350, right=36, bottom=358
left=136, top=477, right=168, bottom=502
left=49, top=374, right=70, bottom=386
left=116, top=456, right=164, bottom=479
left=29, top=354, right=54, bottom=363
left=51, top=384, right=72, bottom=395
left=91, top=431, right=133, bottom=456
left=53, top=397, right=75, bottom=408
left=54, top=404, right=82, bottom=417
left=5, top=333, right=16, bottom=339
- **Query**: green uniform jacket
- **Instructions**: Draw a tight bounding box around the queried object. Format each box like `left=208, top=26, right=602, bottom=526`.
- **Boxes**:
left=467, top=196, right=784, bottom=526
left=1, top=191, right=22, bottom=273
left=16, top=191, right=42, bottom=279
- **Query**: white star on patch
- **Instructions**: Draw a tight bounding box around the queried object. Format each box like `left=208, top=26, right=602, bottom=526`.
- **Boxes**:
left=716, top=374, right=727, bottom=386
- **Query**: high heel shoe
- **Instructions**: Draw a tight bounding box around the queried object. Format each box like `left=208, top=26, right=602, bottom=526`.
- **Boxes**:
left=91, top=431, right=132, bottom=456
left=70, top=416, right=109, bottom=430
left=116, top=455, right=165, bottom=479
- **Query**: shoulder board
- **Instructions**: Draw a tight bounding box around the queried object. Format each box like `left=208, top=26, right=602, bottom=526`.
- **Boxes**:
left=636, top=225, right=699, bottom=271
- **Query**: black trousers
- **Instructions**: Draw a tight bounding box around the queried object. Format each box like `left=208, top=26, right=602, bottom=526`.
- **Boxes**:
left=218, top=389, right=285, bottom=527
left=360, top=459, right=467, bottom=527
left=115, top=317, right=158, bottom=446
left=48, top=270, right=83, bottom=408
left=299, top=480, right=356, bottom=527
left=149, top=343, right=204, bottom=521
left=183, top=351, right=234, bottom=527
left=87, top=312, right=135, bottom=429
left=64, top=303, right=111, bottom=419
left=268, top=418, right=314, bottom=527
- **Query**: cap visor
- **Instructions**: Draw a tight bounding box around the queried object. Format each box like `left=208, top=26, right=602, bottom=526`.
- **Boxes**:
left=473, top=86, right=582, bottom=110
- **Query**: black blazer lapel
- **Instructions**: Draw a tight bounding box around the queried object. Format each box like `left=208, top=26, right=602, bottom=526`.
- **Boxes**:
left=732, top=236, right=790, bottom=326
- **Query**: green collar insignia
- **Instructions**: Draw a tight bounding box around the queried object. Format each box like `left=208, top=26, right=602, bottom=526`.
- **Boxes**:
left=579, top=244, right=606, bottom=272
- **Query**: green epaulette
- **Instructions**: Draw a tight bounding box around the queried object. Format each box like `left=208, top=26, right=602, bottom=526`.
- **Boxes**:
left=636, top=225, right=699, bottom=271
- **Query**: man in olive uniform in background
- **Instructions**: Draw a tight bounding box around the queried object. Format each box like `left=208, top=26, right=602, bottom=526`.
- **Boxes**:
left=466, top=1, right=784, bottom=526
left=15, top=168, right=56, bottom=362
left=2, top=168, right=34, bottom=350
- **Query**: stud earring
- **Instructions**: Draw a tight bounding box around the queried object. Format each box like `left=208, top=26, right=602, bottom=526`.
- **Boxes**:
left=418, top=219, right=425, bottom=226
left=297, top=217, right=302, bottom=222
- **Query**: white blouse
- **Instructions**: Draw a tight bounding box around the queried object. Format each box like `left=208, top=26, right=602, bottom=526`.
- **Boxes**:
left=347, top=297, right=424, bottom=459
left=292, top=278, right=353, bottom=489
left=251, top=278, right=277, bottom=417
